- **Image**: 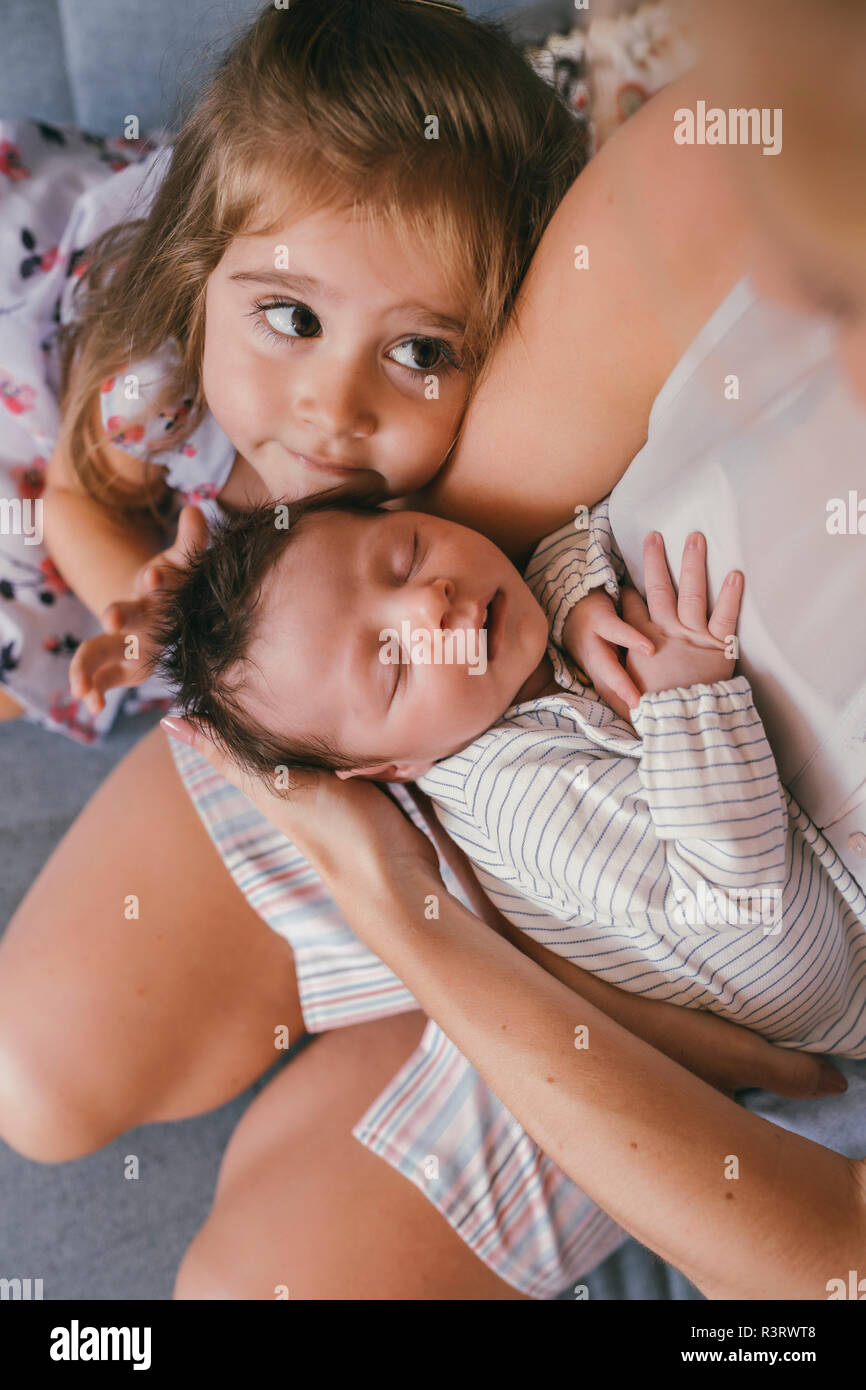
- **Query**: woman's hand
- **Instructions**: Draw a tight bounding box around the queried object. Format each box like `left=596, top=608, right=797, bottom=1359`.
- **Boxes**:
left=160, top=716, right=441, bottom=887
left=71, top=505, right=209, bottom=715
left=652, top=1003, right=847, bottom=1101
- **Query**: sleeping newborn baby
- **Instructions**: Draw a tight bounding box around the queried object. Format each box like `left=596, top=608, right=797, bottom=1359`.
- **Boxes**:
left=152, top=492, right=866, bottom=1057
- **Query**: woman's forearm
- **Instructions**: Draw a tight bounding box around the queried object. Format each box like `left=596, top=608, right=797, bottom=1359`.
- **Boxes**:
left=403, top=785, right=822, bottom=1099
left=324, top=855, right=866, bottom=1300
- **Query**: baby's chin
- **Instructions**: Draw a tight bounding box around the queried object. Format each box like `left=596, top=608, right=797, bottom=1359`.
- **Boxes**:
left=424, top=703, right=516, bottom=767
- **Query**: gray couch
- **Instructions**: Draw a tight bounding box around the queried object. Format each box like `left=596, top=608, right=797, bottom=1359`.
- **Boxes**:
left=2, top=0, right=584, bottom=137
left=0, top=0, right=694, bottom=1301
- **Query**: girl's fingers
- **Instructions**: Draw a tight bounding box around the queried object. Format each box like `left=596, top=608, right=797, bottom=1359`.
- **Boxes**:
left=642, top=533, right=678, bottom=626
left=69, top=651, right=90, bottom=698
left=91, top=660, right=131, bottom=698
left=101, top=599, right=139, bottom=632
left=164, top=505, right=209, bottom=567
left=677, top=532, right=708, bottom=631
left=708, top=570, right=744, bottom=643
left=141, top=565, right=164, bottom=593
left=71, top=633, right=114, bottom=685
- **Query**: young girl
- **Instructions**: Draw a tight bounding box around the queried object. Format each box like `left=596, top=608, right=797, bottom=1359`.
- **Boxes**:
left=1, top=0, right=584, bottom=740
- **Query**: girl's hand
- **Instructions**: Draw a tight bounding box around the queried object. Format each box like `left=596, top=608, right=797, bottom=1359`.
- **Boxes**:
left=560, top=588, right=654, bottom=719
left=70, top=506, right=209, bottom=714
left=160, top=716, right=441, bottom=887
left=623, top=531, right=743, bottom=703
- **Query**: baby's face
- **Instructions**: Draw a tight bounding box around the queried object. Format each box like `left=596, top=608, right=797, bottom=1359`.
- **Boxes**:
left=241, top=509, right=551, bottom=778
left=202, top=203, right=471, bottom=503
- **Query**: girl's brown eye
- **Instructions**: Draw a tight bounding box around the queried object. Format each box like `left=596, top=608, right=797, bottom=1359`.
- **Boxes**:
left=250, top=298, right=321, bottom=343
left=266, top=303, right=317, bottom=337
left=410, top=339, right=438, bottom=369
left=389, top=337, right=461, bottom=375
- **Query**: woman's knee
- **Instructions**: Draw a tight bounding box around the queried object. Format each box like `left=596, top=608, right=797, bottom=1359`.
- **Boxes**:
left=0, top=1025, right=120, bottom=1163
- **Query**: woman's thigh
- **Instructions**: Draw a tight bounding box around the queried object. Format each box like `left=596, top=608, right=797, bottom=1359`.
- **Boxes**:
left=0, top=723, right=304, bottom=1161
left=175, top=1011, right=530, bottom=1301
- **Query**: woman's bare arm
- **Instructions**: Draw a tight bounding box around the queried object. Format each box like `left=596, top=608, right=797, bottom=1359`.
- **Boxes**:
left=169, top=733, right=866, bottom=1300
left=331, top=849, right=866, bottom=1301
left=405, top=785, right=838, bottom=1101
left=419, top=73, right=755, bottom=561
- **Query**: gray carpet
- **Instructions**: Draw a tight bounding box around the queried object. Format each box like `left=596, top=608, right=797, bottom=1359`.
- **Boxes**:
left=0, top=712, right=697, bottom=1300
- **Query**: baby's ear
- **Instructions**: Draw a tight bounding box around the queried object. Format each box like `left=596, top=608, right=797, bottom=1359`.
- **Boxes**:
left=335, top=760, right=435, bottom=783
left=334, top=764, right=393, bottom=782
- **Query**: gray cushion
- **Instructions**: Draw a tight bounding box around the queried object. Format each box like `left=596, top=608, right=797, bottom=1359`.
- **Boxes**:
left=0, top=0, right=576, bottom=137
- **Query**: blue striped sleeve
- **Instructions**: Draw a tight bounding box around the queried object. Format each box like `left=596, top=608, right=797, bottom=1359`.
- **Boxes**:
left=524, top=497, right=625, bottom=647
left=631, top=676, right=788, bottom=906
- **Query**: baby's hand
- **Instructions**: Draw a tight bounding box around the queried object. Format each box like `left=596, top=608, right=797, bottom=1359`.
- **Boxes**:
left=70, top=505, right=208, bottom=715
left=561, top=588, right=654, bottom=719
left=622, top=531, right=742, bottom=704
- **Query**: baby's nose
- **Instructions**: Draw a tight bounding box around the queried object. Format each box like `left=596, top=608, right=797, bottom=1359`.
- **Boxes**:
left=404, top=577, right=454, bottom=630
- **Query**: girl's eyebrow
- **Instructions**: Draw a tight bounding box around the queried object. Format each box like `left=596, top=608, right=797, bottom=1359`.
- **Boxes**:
left=229, top=269, right=336, bottom=298
left=229, top=269, right=465, bottom=334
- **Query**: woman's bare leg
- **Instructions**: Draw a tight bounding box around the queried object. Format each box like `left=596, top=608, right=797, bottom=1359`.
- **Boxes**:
left=175, top=1010, right=531, bottom=1301
left=0, top=723, right=303, bottom=1161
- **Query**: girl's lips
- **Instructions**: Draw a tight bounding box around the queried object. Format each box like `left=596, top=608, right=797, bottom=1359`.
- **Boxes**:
left=485, top=588, right=506, bottom=661
left=286, top=448, right=361, bottom=476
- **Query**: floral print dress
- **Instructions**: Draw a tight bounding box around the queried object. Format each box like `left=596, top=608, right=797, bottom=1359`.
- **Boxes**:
left=0, top=119, right=236, bottom=742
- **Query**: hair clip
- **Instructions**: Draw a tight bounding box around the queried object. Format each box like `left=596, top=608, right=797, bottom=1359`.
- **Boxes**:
left=400, top=0, right=467, bottom=14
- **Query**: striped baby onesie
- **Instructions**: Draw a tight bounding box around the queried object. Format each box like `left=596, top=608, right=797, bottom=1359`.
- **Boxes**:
left=417, top=506, right=866, bottom=1057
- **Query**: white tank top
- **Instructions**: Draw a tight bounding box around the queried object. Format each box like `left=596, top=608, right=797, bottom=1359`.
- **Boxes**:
left=609, top=276, right=866, bottom=886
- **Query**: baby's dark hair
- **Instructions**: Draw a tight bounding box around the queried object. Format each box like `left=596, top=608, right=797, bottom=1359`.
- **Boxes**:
left=152, top=487, right=395, bottom=782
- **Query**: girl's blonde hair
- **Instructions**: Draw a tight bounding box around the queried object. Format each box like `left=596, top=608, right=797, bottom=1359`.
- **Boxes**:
left=57, top=0, right=586, bottom=509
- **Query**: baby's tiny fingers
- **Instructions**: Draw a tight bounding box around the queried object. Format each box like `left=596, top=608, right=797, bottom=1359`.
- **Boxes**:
left=620, top=585, right=652, bottom=632
left=708, top=570, right=743, bottom=642
left=642, top=533, right=678, bottom=626
left=677, top=533, right=709, bottom=632
left=585, top=636, right=643, bottom=711
left=597, top=610, right=654, bottom=656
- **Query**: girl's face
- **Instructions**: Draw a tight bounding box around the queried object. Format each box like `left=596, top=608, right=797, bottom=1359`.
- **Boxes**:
left=202, top=204, right=472, bottom=502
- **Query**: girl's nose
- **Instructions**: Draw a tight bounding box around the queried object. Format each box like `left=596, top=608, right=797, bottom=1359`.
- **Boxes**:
left=293, top=357, right=377, bottom=443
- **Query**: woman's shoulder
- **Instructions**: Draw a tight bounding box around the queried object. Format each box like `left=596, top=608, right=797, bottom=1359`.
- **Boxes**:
left=556, top=73, right=754, bottom=373
left=616, top=75, right=754, bottom=338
